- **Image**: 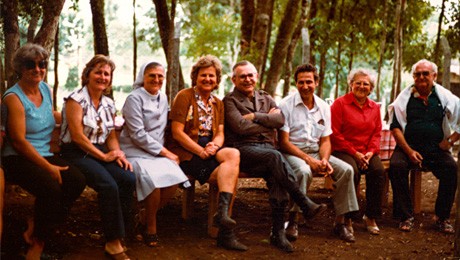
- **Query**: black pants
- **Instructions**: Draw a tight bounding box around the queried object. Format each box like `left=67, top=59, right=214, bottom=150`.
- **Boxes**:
left=389, top=147, right=457, bottom=221
left=3, top=155, right=86, bottom=241
left=236, top=143, right=299, bottom=202
left=333, top=152, right=384, bottom=219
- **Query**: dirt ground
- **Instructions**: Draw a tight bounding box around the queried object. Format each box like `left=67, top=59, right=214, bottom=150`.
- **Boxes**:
left=1, top=172, right=457, bottom=260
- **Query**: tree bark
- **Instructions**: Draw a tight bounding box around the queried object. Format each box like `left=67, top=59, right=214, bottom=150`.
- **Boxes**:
left=264, top=0, right=302, bottom=96
left=440, top=37, right=451, bottom=90
left=239, top=0, right=255, bottom=58
left=283, top=0, right=311, bottom=98
left=27, top=12, right=40, bottom=43
left=334, top=0, right=345, bottom=99
left=301, top=28, right=310, bottom=64
left=434, top=0, right=446, bottom=67
left=376, top=0, right=388, bottom=101
left=391, top=0, right=405, bottom=102
left=318, top=50, right=327, bottom=98
left=133, top=0, right=137, bottom=82
left=53, top=25, right=59, bottom=111
left=152, top=0, right=185, bottom=98
left=33, top=0, right=65, bottom=53
left=250, top=0, right=274, bottom=74
left=2, top=0, right=20, bottom=88
left=90, top=0, right=110, bottom=55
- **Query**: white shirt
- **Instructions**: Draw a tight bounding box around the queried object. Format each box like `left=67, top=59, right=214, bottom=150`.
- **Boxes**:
left=279, top=92, right=332, bottom=151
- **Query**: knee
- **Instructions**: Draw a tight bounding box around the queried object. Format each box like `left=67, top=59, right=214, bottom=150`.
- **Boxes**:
left=220, top=147, right=240, bottom=166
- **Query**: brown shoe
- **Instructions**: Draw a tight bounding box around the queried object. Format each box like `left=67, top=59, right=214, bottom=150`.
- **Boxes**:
left=285, top=221, right=298, bottom=241
left=333, top=223, right=355, bottom=243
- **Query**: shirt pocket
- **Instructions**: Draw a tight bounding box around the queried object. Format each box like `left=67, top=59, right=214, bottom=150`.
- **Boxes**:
left=312, top=122, right=325, bottom=140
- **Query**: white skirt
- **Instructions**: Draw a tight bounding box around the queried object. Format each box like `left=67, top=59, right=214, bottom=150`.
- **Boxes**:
left=128, top=157, right=190, bottom=201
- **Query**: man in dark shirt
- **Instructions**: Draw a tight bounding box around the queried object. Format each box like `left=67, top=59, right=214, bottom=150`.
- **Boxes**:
left=223, top=60, right=326, bottom=253
left=388, top=59, right=459, bottom=234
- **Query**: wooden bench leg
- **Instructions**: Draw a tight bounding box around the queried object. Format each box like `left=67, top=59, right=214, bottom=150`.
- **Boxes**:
left=208, top=182, right=219, bottom=238
left=324, top=175, right=334, bottom=190
left=410, top=169, right=422, bottom=214
left=182, top=180, right=195, bottom=220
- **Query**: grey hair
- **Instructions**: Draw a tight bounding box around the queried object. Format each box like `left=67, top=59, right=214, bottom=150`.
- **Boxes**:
left=347, top=68, right=377, bottom=89
left=13, top=43, right=49, bottom=78
left=411, top=59, right=438, bottom=74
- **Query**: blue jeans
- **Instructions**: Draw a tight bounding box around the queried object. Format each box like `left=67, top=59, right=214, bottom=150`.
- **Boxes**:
left=61, top=143, right=136, bottom=241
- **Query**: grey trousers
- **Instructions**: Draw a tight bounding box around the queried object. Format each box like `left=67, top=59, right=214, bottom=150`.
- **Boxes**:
left=283, top=149, right=359, bottom=216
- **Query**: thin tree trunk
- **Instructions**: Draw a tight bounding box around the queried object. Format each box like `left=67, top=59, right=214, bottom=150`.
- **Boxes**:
left=283, top=0, right=310, bottom=98
left=391, top=0, right=405, bottom=102
left=250, top=0, right=274, bottom=74
left=133, top=0, right=137, bottom=82
left=376, top=0, right=388, bottom=101
left=264, top=0, right=302, bottom=96
left=318, top=50, right=327, bottom=98
left=33, top=0, right=66, bottom=53
left=259, top=0, right=275, bottom=85
left=166, top=1, right=180, bottom=104
left=440, top=37, right=451, bottom=90
left=334, top=0, right=345, bottom=99
left=27, top=13, right=40, bottom=43
left=434, top=0, right=446, bottom=66
left=53, top=25, right=59, bottom=111
left=2, top=0, right=20, bottom=88
left=239, top=0, right=255, bottom=58
left=90, top=0, right=109, bottom=55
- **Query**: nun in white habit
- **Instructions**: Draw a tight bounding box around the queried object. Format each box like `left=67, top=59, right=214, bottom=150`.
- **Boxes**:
left=119, top=61, right=190, bottom=247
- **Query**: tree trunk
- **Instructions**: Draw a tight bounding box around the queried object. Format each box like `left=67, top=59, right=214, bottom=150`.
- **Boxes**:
left=90, top=0, right=110, bottom=56
left=264, top=0, right=302, bottom=96
left=250, top=0, right=274, bottom=74
left=317, top=50, right=327, bottom=98
left=27, top=12, right=40, bottom=43
left=334, top=0, right=345, bottom=99
left=434, top=0, right=446, bottom=67
left=239, top=0, right=255, bottom=58
left=53, top=25, right=59, bottom=111
left=391, top=0, right=405, bottom=102
left=308, top=0, right=318, bottom=66
left=283, top=0, right=311, bottom=98
left=152, top=0, right=185, bottom=98
left=376, top=0, right=388, bottom=101
left=133, top=0, right=137, bottom=82
left=259, top=0, right=275, bottom=85
left=2, top=0, right=20, bottom=88
left=440, top=37, right=451, bottom=90
left=33, top=0, right=65, bottom=53
left=301, top=28, right=310, bottom=64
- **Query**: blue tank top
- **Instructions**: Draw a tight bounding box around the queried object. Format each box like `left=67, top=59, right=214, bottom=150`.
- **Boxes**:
left=2, top=82, right=55, bottom=157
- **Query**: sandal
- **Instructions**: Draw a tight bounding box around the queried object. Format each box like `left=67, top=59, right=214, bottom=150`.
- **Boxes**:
left=436, top=219, right=455, bottom=234
left=144, top=233, right=159, bottom=247
left=363, top=215, right=380, bottom=235
left=398, top=217, right=414, bottom=232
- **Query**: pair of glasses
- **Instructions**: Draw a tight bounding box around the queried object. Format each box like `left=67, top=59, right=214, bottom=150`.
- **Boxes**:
left=24, top=60, right=48, bottom=70
left=413, top=71, right=431, bottom=78
left=237, top=73, right=256, bottom=80
left=353, top=81, right=371, bottom=87
left=96, top=117, right=103, bottom=137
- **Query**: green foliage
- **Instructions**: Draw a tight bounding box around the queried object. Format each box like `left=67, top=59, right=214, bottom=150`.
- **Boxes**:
left=64, top=66, right=79, bottom=90
left=444, top=1, right=460, bottom=57
left=181, top=2, right=240, bottom=70
left=137, top=6, right=163, bottom=53
left=112, top=85, right=132, bottom=93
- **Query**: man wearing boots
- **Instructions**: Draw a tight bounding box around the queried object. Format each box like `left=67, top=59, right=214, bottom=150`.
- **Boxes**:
left=223, top=61, right=327, bottom=253
left=278, top=63, right=359, bottom=243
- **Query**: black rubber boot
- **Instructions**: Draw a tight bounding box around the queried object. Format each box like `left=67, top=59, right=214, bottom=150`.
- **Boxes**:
left=217, top=227, right=248, bottom=251
left=213, top=192, right=237, bottom=228
left=269, top=199, right=294, bottom=253
left=290, top=189, right=327, bottom=220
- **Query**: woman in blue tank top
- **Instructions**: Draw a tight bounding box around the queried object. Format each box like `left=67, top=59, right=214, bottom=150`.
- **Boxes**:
left=1, top=43, right=86, bottom=259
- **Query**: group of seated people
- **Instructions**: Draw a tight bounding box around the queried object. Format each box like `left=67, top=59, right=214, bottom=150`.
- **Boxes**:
left=1, top=43, right=457, bottom=259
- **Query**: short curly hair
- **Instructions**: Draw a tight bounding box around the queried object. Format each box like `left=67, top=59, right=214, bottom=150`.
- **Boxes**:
left=81, top=54, right=116, bottom=88
left=294, top=63, right=319, bottom=83
left=12, top=43, right=49, bottom=78
left=190, top=55, right=222, bottom=90
left=347, top=68, right=377, bottom=90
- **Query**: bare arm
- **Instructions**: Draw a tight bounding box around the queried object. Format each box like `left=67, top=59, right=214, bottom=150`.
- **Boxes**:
left=4, top=94, right=65, bottom=184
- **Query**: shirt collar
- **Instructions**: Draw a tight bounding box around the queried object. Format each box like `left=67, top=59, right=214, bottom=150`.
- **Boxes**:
left=343, top=92, right=375, bottom=108
left=293, top=92, right=319, bottom=112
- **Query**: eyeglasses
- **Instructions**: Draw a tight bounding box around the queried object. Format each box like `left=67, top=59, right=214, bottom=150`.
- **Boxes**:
left=413, top=71, right=431, bottom=78
left=353, top=81, right=371, bottom=87
left=236, top=73, right=257, bottom=80
left=24, top=60, right=48, bottom=70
